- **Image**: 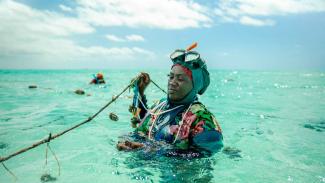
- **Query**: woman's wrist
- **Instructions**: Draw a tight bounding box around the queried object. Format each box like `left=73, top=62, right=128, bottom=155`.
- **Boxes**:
left=139, top=91, right=145, bottom=97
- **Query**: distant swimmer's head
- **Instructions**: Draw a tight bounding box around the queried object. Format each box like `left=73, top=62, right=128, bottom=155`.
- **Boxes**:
left=96, top=73, right=104, bottom=79
left=168, top=43, right=210, bottom=105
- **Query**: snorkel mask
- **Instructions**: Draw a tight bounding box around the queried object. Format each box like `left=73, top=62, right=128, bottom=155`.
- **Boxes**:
left=170, top=42, right=210, bottom=95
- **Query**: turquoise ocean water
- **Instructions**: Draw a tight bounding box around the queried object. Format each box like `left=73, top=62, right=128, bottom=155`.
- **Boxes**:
left=0, top=69, right=324, bottom=183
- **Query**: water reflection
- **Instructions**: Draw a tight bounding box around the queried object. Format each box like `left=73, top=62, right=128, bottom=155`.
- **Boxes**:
left=303, top=120, right=325, bottom=132
left=119, top=135, right=218, bottom=182
left=125, top=150, right=216, bottom=182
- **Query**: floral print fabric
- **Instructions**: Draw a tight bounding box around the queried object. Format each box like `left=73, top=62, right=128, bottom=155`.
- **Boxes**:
left=136, top=100, right=222, bottom=150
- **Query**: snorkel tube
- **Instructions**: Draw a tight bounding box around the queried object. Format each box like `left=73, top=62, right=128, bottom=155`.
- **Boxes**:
left=186, top=42, right=198, bottom=51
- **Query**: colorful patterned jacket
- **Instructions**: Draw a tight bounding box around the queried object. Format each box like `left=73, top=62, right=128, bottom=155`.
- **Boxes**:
left=135, top=98, right=223, bottom=153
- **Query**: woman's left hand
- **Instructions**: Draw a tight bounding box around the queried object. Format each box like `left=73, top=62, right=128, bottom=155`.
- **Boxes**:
left=138, top=72, right=150, bottom=96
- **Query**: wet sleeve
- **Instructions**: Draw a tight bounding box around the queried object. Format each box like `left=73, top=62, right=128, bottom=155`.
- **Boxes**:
left=189, top=110, right=223, bottom=153
left=191, top=128, right=223, bottom=153
left=170, top=103, right=224, bottom=153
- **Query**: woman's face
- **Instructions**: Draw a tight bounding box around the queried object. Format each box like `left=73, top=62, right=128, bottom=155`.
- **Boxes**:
left=168, top=65, right=193, bottom=102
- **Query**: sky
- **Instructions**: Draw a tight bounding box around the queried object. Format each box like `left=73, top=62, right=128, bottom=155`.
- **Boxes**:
left=0, top=0, right=324, bottom=70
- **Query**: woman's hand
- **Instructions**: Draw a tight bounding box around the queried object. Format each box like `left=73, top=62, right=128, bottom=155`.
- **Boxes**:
left=116, top=140, right=144, bottom=151
left=138, top=72, right=150, bottom=96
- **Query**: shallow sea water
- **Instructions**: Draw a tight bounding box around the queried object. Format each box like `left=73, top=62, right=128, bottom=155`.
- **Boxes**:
left=0, top=69, right=324, bottom=183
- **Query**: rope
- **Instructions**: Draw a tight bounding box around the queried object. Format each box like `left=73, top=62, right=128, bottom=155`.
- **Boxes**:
left=0, top=75, right=140, bottom=163
left=2, top=162, right=17, bottom=181
left=148, top=101, right=167, bottom=140
left=138, top=97, right=183, bottom=116
left=172, top=103, right=193, bottom=144
left=47, top=143, right=60, bottom=176
left=129, top=76, right=167, bottom=126
left=43, top=133, right=60, bottom=176
left=150, top=79, right=167, bottom=94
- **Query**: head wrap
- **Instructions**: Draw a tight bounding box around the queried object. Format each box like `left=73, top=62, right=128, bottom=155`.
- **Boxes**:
left=172, top=64, right=192, bottom=80
left=169, top=58, right=210, bottom=105
left=97, top=73, right=103, bottom=79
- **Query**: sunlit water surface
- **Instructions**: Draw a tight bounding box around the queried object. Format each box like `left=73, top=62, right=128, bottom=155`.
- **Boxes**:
left=0, top=70, right=324, bottom=183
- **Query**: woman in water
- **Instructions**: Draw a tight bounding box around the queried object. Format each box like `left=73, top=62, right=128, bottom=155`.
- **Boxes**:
left=117, top=46, right=223, bottom=155
left=89, top=73, right=105, bottom=84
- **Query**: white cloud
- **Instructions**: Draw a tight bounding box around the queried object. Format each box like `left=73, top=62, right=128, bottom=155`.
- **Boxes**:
left=59, top=4, right=73, bottom=12
left=126, top=35, right=144, bottom=42
left=106, top=34, right=125, bottom=42
left=240, top=16, right=275, bottom=26
left=0, top=0, right=155, bottom=68
left=75, top=0, right=213, bottom=29
left=0, top=0, right=94, bottom=36
left=106, top=34, right=145, bottom=42
left=215, top=0, right=325, bottom=26
left=236, top=0, right=325, bottom=15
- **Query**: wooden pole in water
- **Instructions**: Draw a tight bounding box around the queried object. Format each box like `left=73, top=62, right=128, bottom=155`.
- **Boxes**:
left=0, top=76, right=139, bottom=163
left=0, top=74, right=167, bottom=163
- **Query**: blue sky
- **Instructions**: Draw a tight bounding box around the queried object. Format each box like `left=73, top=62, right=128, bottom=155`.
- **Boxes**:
left=0, top=0, right=324, bottom=70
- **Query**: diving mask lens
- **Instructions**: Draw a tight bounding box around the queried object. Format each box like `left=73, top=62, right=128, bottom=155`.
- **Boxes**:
left=184, top=52, right=200, bottom=62
left=170, top=50, right=185, bottom=60
left=170, top=49, right=205, bottom=69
